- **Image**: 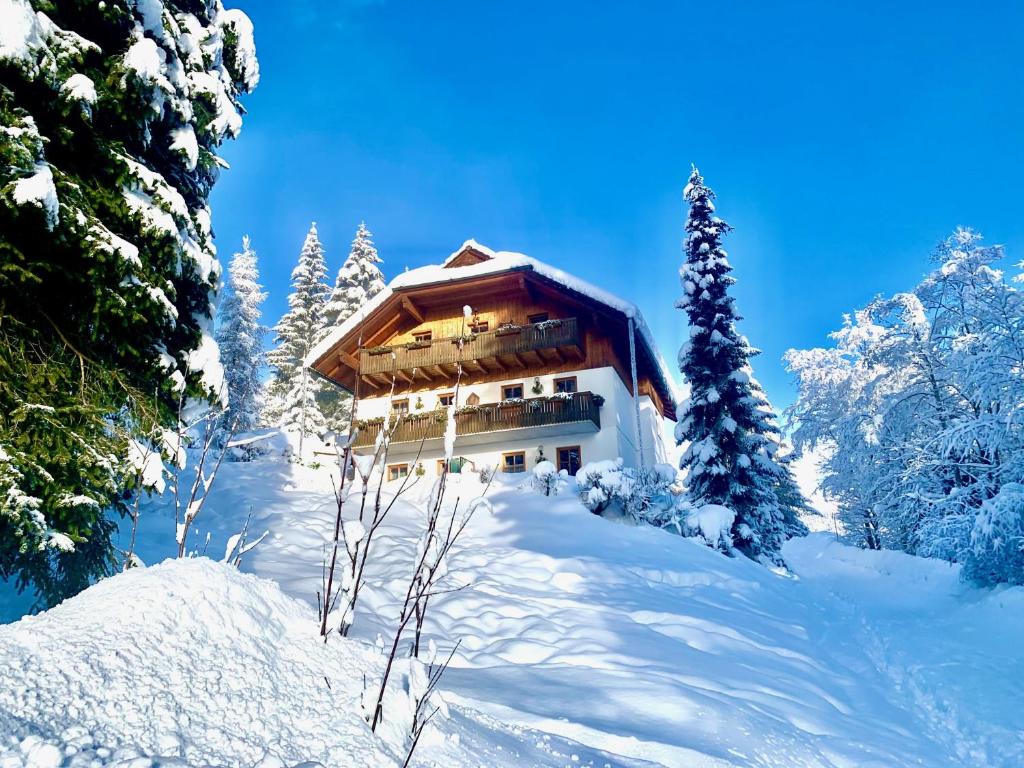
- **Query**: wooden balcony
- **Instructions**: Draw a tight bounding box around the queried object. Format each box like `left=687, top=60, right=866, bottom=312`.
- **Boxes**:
left=352, top=390, right=601, bottom=449
left=358, top=317, right=582, bottom=382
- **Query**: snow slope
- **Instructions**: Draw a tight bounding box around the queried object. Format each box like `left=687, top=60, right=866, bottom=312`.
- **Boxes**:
left=2, top=452, right=1022, bottom=767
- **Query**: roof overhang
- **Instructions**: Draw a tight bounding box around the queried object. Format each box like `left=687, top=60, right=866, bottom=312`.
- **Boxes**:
left=310, top=261, right=677, bottom=420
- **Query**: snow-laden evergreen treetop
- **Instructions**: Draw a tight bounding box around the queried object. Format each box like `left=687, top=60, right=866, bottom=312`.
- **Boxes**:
left=215, top=236, right=267, bottom=443
left=323, top=222, right=385, bottom=330
left=320, top=222, right=386, bottom=431
left=266, top=223, right=331, bottom=450
left=675, top=167, right=798, bottom=559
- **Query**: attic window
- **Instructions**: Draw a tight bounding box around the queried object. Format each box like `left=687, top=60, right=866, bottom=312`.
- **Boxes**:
left=528, top=313, right=549, bottom=324
left=469, top=320, right=489, bottom=333
left=412, top=331, right=432, bottom=342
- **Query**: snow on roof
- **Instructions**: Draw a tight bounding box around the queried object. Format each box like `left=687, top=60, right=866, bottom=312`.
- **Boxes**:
left=307, top=240, right=678, bottom=404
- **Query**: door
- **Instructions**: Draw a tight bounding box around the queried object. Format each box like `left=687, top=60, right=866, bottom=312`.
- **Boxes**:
left=557, top=445, right=582, bottom=476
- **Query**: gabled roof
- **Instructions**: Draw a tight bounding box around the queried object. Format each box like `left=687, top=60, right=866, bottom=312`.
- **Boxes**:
left=443, top=241, right=492, bottom=268
left=307, top=240, right=679, bottom=414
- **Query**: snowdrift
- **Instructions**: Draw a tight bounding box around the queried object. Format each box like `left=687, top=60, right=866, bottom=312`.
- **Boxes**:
left=0, top=558, right=394, bottom=767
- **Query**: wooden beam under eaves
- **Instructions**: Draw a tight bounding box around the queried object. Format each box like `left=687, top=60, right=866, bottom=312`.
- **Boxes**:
left=339, top=350, right=360, bottom=370
left=401, top=296, right=424, bottom=324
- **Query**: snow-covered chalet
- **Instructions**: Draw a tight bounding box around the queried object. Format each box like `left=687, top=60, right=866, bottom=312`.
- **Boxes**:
left=307, top=241, right=676, bottom=479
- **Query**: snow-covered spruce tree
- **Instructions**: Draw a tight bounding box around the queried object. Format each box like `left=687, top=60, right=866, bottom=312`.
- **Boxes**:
left=0, top=1, right=257, bottom=604
left=675, top=168, right=792, bottom=560
left=323, top=222, right=385, bottom=329
left=215, top=235, right=267, bottom=446
left=266, top=223, right=331, bottom=451
left=772, top=449, right=813, bottom=539
left=320, top=221, right=385, bottom=430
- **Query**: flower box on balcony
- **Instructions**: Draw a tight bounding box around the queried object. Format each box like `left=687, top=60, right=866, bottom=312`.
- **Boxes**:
left=495, top=323, right=522, bottom=337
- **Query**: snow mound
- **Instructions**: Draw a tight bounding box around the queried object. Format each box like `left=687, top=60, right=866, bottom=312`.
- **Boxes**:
left=0, top=558, right=394, bottom=766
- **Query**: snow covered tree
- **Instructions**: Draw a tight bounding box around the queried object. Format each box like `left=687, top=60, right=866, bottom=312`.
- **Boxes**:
left=215, top=236, right=267, bottom=444
left=266, top=223, right=331, bottom=451
left=675, top=168, right=791, bottom=560
left=772, top=450, right=812, bottom=539
left=323, top=222, right=385, bottom=329
left=320, top=222, right=385, bottom=429
left=786, top=229, right=1024, bottom=582
left=0, top=0, right=257, bottom=604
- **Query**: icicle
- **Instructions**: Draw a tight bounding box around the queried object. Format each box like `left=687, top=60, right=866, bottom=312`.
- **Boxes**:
left=628, top=316, right=645, bottom=467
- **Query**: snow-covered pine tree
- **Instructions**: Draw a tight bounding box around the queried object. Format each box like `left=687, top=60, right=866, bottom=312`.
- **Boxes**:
left=215, top=236, right=267, bottom=446
left=266, top=223, right=331, bottom=452
left=772, top=449, right=813, bottom=539
left=320, top=222, right=386, bottom=430
left=675, top=168, right=788, bottom=559
left=0, top=0, right=257, bottom=604
left=323, top=222, right=385, bottom=329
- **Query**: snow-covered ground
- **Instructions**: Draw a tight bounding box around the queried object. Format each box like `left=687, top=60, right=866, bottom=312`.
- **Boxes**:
left=2, top=450, right=1021, bottom=767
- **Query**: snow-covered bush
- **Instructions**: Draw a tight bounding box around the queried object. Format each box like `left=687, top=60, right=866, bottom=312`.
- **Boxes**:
left=576, top=460, right=678, bottom=521
left=681, top=504, right=737, bottom=553
left=531, top=460, right=567, bottom=496
left=577, top=459, right=626, bottom=513
left=963, top=484, right=1024, bottom=587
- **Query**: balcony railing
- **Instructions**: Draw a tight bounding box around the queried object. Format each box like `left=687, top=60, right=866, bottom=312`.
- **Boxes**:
left=352, top=390, right=601, bottom=449
left=359, top=317, right=581, bottom=377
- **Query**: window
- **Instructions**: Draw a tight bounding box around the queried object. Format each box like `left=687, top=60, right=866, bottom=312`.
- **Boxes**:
left=387, top=463, right=409, bottom=481
left=392, top=399, right=409, bottom=415
left=412, top=331, right=432, bottom=342
left=438, top=458, right=467, bottom=474
left=469, top=320, right=489, bottom=333
left=502, top=383, right=524, bottom=400
left=527, top=312, right=549, bottom=324
left=554, top=376, right=577, bottom=394
left=502, top=452, right=526, bottom=473
left=557, top=446, right=582, bottom=476
left=437, top=393, right=455, bottom=407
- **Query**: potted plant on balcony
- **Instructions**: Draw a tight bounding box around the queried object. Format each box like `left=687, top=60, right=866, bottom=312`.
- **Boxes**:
left=405, top=339, right=432, bottom=350
left=495, top=322, right=522, bottom=337
left=593, top=394, right=605, bottom=407
left=354, top=416, right=386, bottom=428
left=534, top=318, right=563, bottom=332
left=365, top=345, right=391, bottom=356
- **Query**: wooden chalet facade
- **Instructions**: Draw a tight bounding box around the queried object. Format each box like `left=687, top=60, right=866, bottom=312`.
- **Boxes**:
left=308, top=241, right=676, bottom=478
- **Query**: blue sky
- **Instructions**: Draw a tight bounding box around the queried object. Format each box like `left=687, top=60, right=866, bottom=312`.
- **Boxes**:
left=211, top=0, right=1024, bottom=410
